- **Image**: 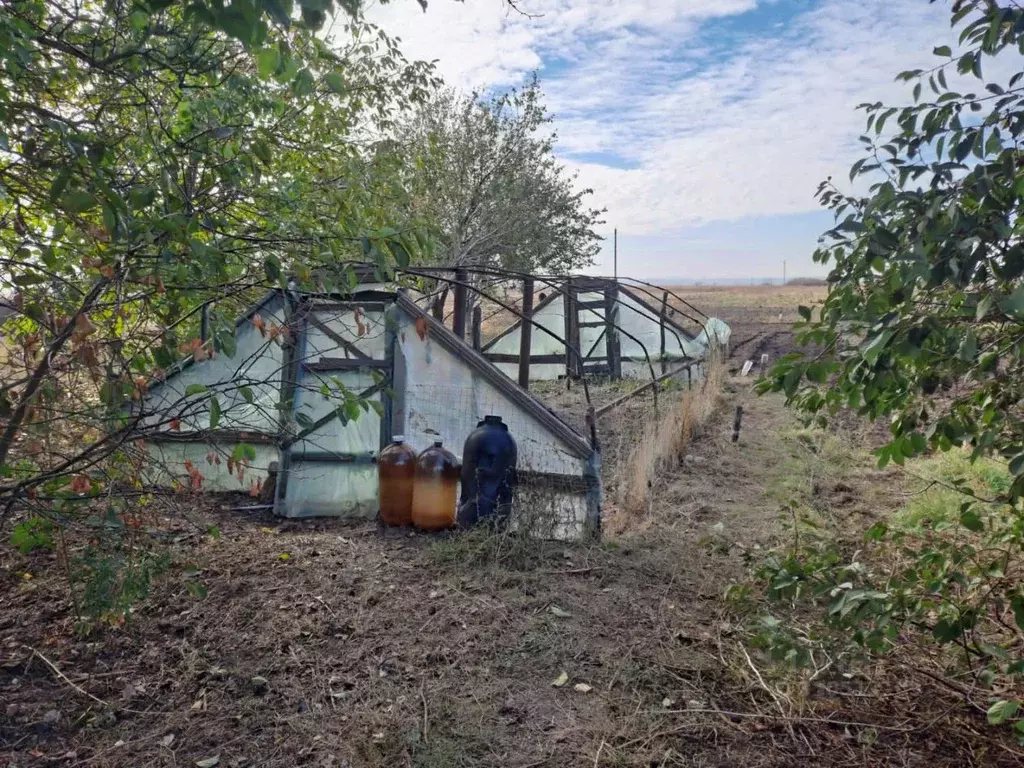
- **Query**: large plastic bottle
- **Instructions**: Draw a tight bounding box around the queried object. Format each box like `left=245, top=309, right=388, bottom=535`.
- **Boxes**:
left=378, top=436, right=416, bottom=526
left=411, top=440, right=459, bottom=532
left=458, top=415, right=518, bottom=529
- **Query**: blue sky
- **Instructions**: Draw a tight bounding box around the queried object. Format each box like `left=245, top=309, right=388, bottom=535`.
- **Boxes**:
left=368, top=0, right=967, bottom=281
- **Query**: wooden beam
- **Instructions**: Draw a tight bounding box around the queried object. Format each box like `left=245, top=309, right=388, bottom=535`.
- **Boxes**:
left=452, top=267, right=468, bottom=339
left=594, top=362, right=695, bottom=418
left=518, top=276, right=534, bottom=388
left=146, top=429, right=278, bottom=445
left=302, top=358, right=389, bottom=372
left=290, top=451, right=376, bottom=464
left=483, top=353, right=566, bottom=365
left=471, top=305, right=482, bottom=351
left=311, top=301, right=388, bottom=313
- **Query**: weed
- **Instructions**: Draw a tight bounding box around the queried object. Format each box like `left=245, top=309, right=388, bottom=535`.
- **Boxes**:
left=613, top=352, right=726, bottom=518
left=10, top=516, right=55, bottom=554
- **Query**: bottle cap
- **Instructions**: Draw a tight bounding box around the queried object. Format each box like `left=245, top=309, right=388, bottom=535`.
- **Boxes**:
left=392, top=435, right=405, bottom=443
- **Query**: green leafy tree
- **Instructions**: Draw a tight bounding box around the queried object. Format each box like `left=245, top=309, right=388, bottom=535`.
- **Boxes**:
left=757, top=0, right=1024, bottom=740
left=0, top=0, right=438, bottom=620
left=388, top=77, right=605, bottom=276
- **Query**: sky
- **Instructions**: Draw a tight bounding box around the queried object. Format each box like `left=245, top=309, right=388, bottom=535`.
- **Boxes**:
left=365, top=0, right=966, bottom=281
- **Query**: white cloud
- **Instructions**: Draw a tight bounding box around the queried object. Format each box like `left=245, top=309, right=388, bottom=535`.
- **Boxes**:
left=365, top=0, right=993, bottom=240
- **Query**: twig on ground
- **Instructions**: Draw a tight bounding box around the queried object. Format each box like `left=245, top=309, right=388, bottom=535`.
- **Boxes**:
left=24, top=645, right=110, bottom=708
left=420, top=681, right=429, bottom=744
left=739, top=644, right=789, bottom=715
left=24, top=645, right=163, bottom=716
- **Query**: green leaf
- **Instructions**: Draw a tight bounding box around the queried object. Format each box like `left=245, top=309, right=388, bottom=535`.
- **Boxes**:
left=1010, top=453, right=1024, bottom=475
left=207, top=525, right=221, bottom=540
left=957, top=330, right=977, bottom=362
left=1011, top=596, right=1024, bottom=632
left=10, top=517, right=55, bottom=554
left=987, top=700, right=1019, bottom=725
left=959, top=509, right=984, bottom=532
left=861, top=330, right=894, bottom=364
left=153, top=346, right=174, bottom=369
left=1000, top=284, right=1024, bottom=317
left=324, top=71, right=346, bottom=93
left=257, top=47, right=280, bottom=79
left=805, top=363, right=827, bottom=383
left=12, top=272, right=47, bottom=287
left=49, top=170, right=71, bottom=203
left=933, top=45, right=952, bottom=57
left=239, top=386, right=254, bottom=404
left=976, top=294, right=994, bottom=320
left=932, top=618, right=961, bottom=643
left=102, top=202, right=117, bottom=236
left=61, top=190, right=98, bottom=214
left=129, top=185, right=157, bottom=208
left=264, top=254, right=281, bottom=282
left=231, top=442, right=254, bottom=461
left=185, top=384, right=208, bottom=396
left=798, top=305, right=812, bottom=321
left=253, top=140, right=273, bottom=166
left=216, top=330, right=237, bottom=358
left=864, top=521, right=888, bottom=541
left=209, top=396, right=222, bottom=430
left=782, top=367, right=801, bottom=397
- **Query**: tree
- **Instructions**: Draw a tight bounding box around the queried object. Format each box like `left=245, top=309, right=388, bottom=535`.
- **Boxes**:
left=764, top=0, right=1024, bottom=489
left=0, top=0, right=437, bottom=619
left=388, top=77, right=605, bottom=277
left=757, top=0, right=1024, bottom=738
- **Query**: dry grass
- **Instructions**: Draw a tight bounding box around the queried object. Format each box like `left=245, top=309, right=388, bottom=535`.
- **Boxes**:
left=612, top=354, right=726, bottom=519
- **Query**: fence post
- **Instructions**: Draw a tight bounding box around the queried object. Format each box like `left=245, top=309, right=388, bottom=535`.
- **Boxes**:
left=452, top=267, right=468, bottom=339
left=604, top=284, right=621, bottom=379
left=659, top=291, right=668, bottom=376
left=518, top=277, right=534, bottom=389
left=471, top=304, right=482, bottom=351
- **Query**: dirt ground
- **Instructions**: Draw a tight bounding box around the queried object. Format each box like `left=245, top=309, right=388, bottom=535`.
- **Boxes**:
left=3, top=284, right=1020, bottom=767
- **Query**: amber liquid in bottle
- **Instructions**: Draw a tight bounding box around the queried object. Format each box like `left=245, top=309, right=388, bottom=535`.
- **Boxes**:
left=412, top=440, right=459, bottom=531
left=378, top=437, right=416, bottom=526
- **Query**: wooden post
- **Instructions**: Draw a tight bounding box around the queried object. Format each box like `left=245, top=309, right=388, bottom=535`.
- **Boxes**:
left=563, top=277, right=575, bottom=381
left=732, top=405, right=744, bottom=443
left=431, top=289, right=444, bottom=321
left=471, top=305, right=482, bottom=351
left=604, top=284, right=621, bottom=379
left=452, top=267, right=468, bottom=339
left=659, top=291, right=668, bottom=376
left=518, top=277, right=534, bottom=389
left=200, top=302, right=211, bottom=343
